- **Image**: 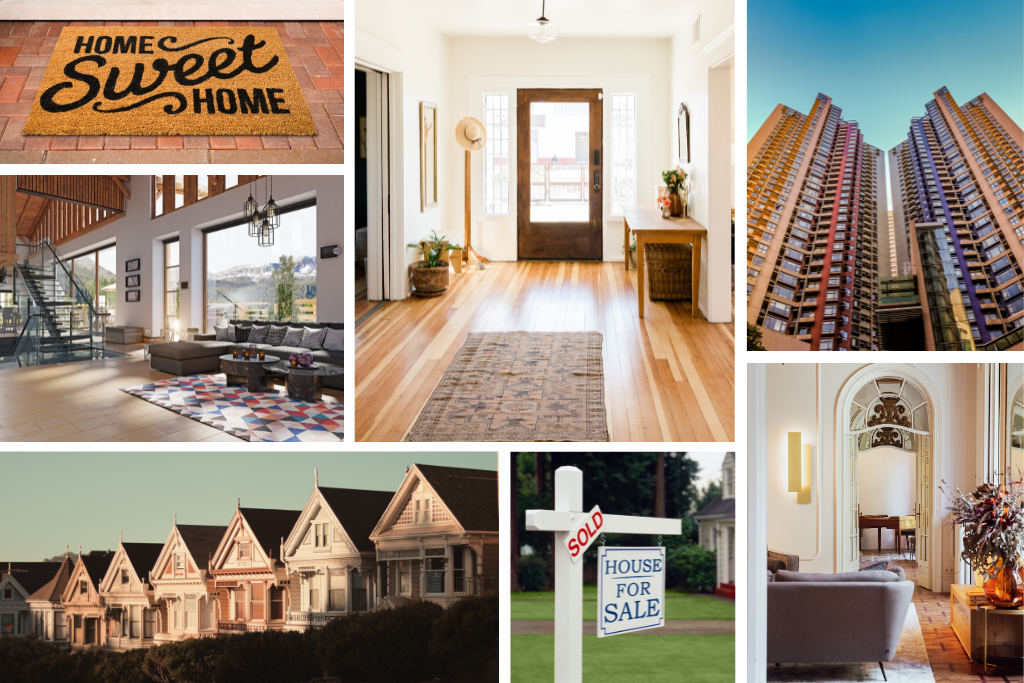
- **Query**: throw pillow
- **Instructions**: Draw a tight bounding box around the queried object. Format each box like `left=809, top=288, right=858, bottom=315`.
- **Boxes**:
left=248, top=325, right=269, bottom=344
left=323, top=327, right=344, bottom=352
left=234, top=326, right=251, bottom=344
left=299, top=327, right=328, bottom=350
left=214, top=325, right=229, bottom=342
left=281, top=326, right=305, bottom=347
left=227, top=324, right=236, bottom=341
left=265, top=325, right=288, bottom=347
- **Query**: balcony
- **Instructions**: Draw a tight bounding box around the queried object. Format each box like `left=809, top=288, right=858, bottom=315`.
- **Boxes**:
left=453, top=575, right=497, bottom=596
left=218, top=622, right=268, bottom=633
left=287, top=612, right=337, bottom=625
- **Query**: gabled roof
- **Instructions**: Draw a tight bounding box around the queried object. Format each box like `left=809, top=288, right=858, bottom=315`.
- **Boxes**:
left=119, top=543, right=166, bottom=582
left=175, top=525, right=228, bottom=571
left=1, top=562, right=65, bottom=598
left=239, top=508, right=302, bottom=556
left=693, top=495, right=735, bottom=521
left=317, top=488, right=397, bottom=553
left=80, top=551, right=116, bottom=587
left=27, top=556, right=73, bottom=603
left=416, top=465, right=498, bottom=532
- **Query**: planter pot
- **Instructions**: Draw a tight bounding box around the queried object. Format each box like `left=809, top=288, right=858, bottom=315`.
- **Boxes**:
left=628, top=250, right=637, bottom=270
left=669, top=192, right=684, bottom=217
left=982, top=562, right=1024, bottom=608
left=411, top=261, right=450, bottom=297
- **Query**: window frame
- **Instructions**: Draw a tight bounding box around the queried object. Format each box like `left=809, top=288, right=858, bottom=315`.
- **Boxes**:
left=609, top=93, right=637, bottom=217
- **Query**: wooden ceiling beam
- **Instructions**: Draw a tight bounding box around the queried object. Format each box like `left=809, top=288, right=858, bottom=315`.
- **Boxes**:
left=107, top=175, right=131, bottom=200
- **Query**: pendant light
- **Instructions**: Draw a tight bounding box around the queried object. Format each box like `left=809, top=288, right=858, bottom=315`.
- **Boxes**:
left=257, top=215, right=274, bottom=247
left=528, top=0, right=558, bottom=44
left=263, top=175, right=280, bottom=229
left=257, top=176, right=276, bottom=247
left=244, top=178, right=259, bottom=237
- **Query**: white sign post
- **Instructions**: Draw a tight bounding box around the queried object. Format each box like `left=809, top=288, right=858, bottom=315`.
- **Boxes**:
left=525, top=466, right=681, bottom=683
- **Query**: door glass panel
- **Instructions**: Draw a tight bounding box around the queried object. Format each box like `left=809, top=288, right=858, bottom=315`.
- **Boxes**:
left=529, top=101, right=589, bottom=223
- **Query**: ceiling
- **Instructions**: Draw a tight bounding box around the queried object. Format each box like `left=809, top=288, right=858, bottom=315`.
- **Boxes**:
left=15, top=193, right=48, bottom=238
left=394, top=0, right=697, bottom=39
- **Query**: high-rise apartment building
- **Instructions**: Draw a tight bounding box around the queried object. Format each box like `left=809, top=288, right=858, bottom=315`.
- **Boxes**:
left=889, top=88, right=1024, bottom=350
left=747, top=93, right=886, bottom=351
left=886, top=211, right=898, bottom=276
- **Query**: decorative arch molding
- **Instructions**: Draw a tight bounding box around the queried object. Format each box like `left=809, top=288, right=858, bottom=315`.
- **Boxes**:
left=833, top=364, right=945, bottom=589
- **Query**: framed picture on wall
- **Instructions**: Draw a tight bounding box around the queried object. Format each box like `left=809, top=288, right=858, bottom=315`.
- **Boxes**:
left=678, top=104, right=690, bottom=164
left=420, top=101, right=438, bottom=212
left=126, top=290, right=140, bottom=302
left=125, top=275, right=140, bottom=288
left=125, top=258, right=141, bottom=272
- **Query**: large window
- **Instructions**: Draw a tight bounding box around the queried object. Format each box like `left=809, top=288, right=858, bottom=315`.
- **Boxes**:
left=484, top=94, right=509, bottom=215
left=153, top=176, right=255, bottom=219
left=204, top=203, right=318, bottom=331
left=398, top=560, right=411, bottom=595
left=164, top=240, right=180, bottom=335
left=610, top=94, right=637, bottom=215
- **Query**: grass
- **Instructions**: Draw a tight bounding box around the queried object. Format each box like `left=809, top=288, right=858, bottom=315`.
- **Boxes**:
left=511, top=634, right=735, bottom=683
left=510, top=588, right=734, bottom=621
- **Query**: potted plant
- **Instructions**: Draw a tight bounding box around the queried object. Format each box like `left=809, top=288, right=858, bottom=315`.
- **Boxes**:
left=621, top=235, right=637, bottom=269
left=408, top=231, right=463, bottom=297
left=662, top=166, right=689, bottom=217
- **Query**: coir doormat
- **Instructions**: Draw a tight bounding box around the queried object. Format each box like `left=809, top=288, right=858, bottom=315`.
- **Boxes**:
left=24, top=28, right=316, bottom=137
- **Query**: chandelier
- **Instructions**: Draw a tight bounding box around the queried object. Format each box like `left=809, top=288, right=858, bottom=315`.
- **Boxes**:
left=528, top=0, right=558, bottom=43
left=243, top=176, right=280, bottom=247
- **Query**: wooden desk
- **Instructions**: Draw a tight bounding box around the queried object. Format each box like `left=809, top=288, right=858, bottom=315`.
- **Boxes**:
left=858, top=515, right=904, bottom=555
left=622, top=205, right=706, bottom=318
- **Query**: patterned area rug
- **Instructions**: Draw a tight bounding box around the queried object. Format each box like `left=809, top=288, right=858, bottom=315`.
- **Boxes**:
left=121, top=375, right=343, bottom=442
left=861, top=561, right=889, bottom=571
left=405, top=331, right=609, bottom=442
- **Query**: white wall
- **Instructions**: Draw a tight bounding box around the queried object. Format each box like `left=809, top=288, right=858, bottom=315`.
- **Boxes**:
left=356, top=1, right=450, bottom=299
left=857, top=446, right=915, bottom=550
left=57, top=176, right=344, bottom=332
left=447, top=36, right=671, bottom=264
left=670, top=1, right=734, bottom=322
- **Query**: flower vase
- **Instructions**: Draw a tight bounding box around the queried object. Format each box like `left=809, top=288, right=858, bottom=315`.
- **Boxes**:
left=982, top=562, right=1024, bottom=608
left=669, top=193, right=683, bottom=217
left=661, top=205, right=671, bottom=219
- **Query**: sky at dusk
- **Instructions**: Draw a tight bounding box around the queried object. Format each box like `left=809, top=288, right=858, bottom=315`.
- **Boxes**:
left=0, top=452, right=497, bottom=561
left=748, top=0, right=1024, bottom=153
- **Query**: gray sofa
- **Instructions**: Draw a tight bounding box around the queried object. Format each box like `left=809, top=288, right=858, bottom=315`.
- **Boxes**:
left=768, top=567, right=913, bottom=679
left=768, top=549, right=800, bottom=575
left=148, top=320, right=343, bottom=390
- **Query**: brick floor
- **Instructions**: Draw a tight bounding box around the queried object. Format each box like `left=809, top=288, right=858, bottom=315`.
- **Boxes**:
left=0, top=21, right=343, bottom=163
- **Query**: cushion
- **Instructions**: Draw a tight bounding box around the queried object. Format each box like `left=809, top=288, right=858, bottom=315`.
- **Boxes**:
left=281, top=326, right=304, bottom=347
left=310, top=349, right=343, bottom=365
left=299, top=327, right=328, bottom=350
left=248, top=325, right=269, bottom=344
left=234, top=326, right=251, bottom=344
left=767, top=559, right=785, bottom=574
left=148, top=341, right=231, bottom=361
left=214, top=325, right=229, bottom=342
left=323, top=327, right=344, bottom=352
left=265, top=325, right=288, bottom=347
left=774, top=569, right=902, bottom=583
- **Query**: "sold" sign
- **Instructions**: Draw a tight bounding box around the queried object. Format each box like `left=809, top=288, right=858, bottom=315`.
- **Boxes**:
left=564, top=505, right=604, bottom=563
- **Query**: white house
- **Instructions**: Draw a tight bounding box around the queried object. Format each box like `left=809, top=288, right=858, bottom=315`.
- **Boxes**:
left=1, top=561, right=66, bottom=637
left=149, top=522, right=228, bottom=643
left=97, top=538, right=164, bottom=651
left=26, top=554, right=75, bottom=646
left=693, top=452, right=735, bottom=598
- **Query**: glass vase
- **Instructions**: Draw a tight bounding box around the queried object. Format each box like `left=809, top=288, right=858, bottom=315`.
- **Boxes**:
left=982, top=561, right=1024, bottom=608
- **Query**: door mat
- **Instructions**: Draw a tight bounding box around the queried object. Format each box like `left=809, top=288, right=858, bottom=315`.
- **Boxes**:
left=405, top=331, right=609, bottom=442
left=121, top=374, right=343, bottom=442
left=24, top=27, right=316, bottom=137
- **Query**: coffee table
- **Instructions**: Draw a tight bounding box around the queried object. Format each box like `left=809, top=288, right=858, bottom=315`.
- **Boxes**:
left=220, top=354, right=281, bottom=392
left=263, top=360, right=343, bottom=401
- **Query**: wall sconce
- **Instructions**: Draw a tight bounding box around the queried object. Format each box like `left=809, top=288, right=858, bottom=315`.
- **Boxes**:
left=788, top=431, right=811, bottom=505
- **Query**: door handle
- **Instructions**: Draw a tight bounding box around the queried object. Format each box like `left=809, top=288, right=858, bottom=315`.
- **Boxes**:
left=593, top=171, right=600, bottom=193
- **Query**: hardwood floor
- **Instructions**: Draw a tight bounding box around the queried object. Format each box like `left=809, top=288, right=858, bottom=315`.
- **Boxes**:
left=0, top=345, right=341, bottom=443
left=355, top=261, right=734, bottom=442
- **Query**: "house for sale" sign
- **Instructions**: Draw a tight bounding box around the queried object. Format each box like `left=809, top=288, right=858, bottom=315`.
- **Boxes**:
left=596, top=546, right=666, bottom=637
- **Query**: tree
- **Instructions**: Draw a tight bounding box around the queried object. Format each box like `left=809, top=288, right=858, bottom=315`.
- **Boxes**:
left=695, top=480, right=722, bottom=513
left=270, top=255, right=297, bottom=320
left=747, top=323, right=767, bottom=351
left=510, top=453, right=521, bottom=592
left=654, top=453, right=666, bottom=517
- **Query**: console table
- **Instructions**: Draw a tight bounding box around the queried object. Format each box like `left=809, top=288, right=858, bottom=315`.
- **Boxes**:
left=622, top=205, right=706, bottom=318
left=951, top=584, right=1023, bottom=666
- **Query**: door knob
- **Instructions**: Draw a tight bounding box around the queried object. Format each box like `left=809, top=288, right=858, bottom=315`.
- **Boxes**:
left=593, top=171, right=600, bottom=193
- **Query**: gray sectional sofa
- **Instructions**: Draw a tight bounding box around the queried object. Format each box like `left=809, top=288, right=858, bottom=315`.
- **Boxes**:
left=767, top=567, right=914, bottom=680
left=148, top=320, right=343, bottom=390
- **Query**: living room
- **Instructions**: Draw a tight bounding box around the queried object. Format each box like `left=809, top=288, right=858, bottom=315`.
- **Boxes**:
left=354, top=0, right=736, bottom=442
left=747, top=362, right=1023, bottom=682
left=0, top=174, right=345, bottom=443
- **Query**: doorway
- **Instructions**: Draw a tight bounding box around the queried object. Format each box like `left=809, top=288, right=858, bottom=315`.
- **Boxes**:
left=357, top=65, right=396, bottom=305
left=517, top=88, right=603, bottom=260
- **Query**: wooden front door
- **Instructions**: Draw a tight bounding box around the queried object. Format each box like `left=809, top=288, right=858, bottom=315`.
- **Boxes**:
left=517, top=88, right=603, bottom=260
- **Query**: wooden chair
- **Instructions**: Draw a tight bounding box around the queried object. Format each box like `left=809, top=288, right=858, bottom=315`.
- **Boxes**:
left=898, top=516, right=916, bottom=560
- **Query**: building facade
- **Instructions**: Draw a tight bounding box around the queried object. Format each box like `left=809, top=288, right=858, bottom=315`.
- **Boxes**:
left=889, top=88, right=1024, bottom=351
left=1, top=561, right=66, bottom=637
left=747, top=93, right=886, bottom=351
left=25, top=554, right=74, bottom=646
left=693, top=453, right=736, bottom=597
left=97, top=540, right=163, bottom=651
left=149, top=522, right=227, bottom=643
left=61, top=550, right=115, bottom=649
left=282, top=473, right=394, bottom=630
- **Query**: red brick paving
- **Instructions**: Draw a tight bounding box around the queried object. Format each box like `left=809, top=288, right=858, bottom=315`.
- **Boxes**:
left=0, top=20, right=344, bottom=162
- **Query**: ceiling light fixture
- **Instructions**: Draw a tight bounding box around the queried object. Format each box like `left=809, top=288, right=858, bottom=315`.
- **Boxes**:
left=528, top=0, right=558, bottom=44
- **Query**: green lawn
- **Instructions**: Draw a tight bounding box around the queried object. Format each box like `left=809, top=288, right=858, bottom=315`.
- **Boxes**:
left=511, top=634, right=735, bottom=683
left=510, top=588, right=734, bottom=621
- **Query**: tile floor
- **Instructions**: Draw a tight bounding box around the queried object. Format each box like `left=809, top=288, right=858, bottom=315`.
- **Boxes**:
left=0, top=20, right=343, bottom=163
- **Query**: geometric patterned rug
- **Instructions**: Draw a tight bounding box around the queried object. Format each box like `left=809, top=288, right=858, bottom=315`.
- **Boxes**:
left=861, top=561, right=890, bottom=571
left=404, top=331, right=609, bottom=442
left=121, top=374, right=343, bottom=442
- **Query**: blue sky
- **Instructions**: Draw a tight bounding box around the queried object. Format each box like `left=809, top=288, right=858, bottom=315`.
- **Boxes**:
left=0, top=452, right=496, bottom=561
left=748, top=0, right=1024, bottom=152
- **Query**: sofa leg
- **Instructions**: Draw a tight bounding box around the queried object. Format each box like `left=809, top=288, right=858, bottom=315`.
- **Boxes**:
left=878, top=662, right=886, bottom=681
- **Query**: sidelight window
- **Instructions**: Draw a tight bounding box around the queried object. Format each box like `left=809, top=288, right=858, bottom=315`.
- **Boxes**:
left=483, top=94, right=510, bottom=215
left=610, top=94, right=637, bottom=216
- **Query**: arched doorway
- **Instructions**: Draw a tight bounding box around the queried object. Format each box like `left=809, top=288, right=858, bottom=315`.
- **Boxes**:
left=836, top=366, right=942, bottom=590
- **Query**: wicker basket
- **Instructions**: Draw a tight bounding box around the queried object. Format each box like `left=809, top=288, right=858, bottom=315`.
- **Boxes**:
left=644, top=243, right=693, bottom=301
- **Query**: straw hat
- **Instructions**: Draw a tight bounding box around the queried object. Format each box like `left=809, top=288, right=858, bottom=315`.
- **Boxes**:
left=455, top=116, right=487, bottom=151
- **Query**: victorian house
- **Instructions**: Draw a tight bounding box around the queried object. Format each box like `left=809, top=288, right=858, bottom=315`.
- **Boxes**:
left=282, top=471, right=395, bottom=630
left=1, top=561, right=65, bottom=636
left=26, top=554, right=74, bottom=645
left=369, top=465, right=498, bottom=608
left=210, top=506, right=300, bottom=633
left=61, top=550, right=115, bottom=649
left=693, top=453, right=736, bottom=598
left=149, top=521, right=228, bottom=643
left=97, top=537, right=164, bottom=651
